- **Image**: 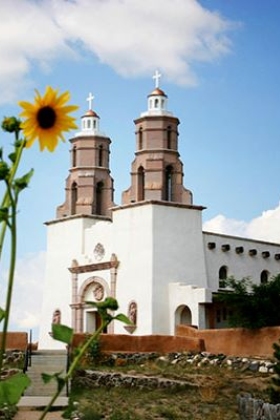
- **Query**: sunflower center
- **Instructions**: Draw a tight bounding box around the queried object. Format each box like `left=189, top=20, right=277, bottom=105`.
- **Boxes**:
left=37, top=106, right=56, bottom=129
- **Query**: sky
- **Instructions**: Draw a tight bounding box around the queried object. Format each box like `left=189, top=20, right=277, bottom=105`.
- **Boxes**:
left=0, top=0, right=280, bottom=339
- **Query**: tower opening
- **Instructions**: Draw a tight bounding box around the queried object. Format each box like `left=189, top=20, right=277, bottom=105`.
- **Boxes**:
left=96, top=181, right=104, bottom=215
left=71, top=182, right=77, bottom=215
left=164, top=165, right=173, bottom=201
left=137, top=166, right=145, bottom=201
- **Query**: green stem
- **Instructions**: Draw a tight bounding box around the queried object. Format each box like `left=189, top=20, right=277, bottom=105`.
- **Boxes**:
left=38, top=320, right=110, bottom=420
left=0, top=137, right=24, bottom=260
left=0, top=190, right=17, bottom=370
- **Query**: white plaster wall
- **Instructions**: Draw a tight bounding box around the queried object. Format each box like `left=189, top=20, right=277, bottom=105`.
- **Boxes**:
left=38, top=216, right=112, bottom=349
left=111, top=203, right=208, bottom=336
left=168, top=283, right=212, bottom=332
left=203, top=231, right=280, bottom=291
left=111, top=205, right=154, bottom=335
left=152, top=204, right=208, bottom=334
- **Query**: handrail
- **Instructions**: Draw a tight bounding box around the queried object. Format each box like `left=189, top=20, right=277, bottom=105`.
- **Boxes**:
left=23, top=329, right=32, bottom=373
left=28, top=329, right=32, bottom=368
left=66, top=344, right=71, bottom=397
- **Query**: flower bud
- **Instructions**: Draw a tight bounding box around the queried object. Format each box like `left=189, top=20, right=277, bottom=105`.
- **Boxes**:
left=1, top=117, right=21, bottom=133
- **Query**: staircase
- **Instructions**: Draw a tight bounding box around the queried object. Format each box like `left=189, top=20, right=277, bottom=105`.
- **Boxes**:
left=24, top=350, right=68, bottom=397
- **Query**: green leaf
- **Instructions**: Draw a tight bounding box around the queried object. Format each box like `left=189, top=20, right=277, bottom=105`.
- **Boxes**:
left=114, top=313, right=133, bottom=325
left=41, top=372, right=53, bottom=384
left=52, top=323, right=73, bottom=345
left=8, top=152, right=16, bottom=164
left=0, top=373, right=31, bottom=406
left=57, top=376, right=66, bottom=392
left=13, top=168, right=34, bottom=192
left=0, top=307, right=6, bottom=323
left=0, top=207, right=9, bottom=223
left=0, top=162, right=10, bottom=181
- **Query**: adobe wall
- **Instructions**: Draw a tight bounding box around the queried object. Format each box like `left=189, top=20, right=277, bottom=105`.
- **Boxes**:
left=0, top=332, right=28, bottom=350
left=176, top=325, right=280, bottom=357
left=72, top=333, right=204, bottom=354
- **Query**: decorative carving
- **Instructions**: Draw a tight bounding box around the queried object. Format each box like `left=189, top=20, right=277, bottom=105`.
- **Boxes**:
left=52, top=309, right=61, bottom=325
left=128, top=301, right=137, bottom=325
left=93, top=282, right=104, bottom=301
left=94, top=243, right=105, bottom=261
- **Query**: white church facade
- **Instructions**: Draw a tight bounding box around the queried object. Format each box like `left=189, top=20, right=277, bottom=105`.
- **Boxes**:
left=39, top=77, right=280, bottom=349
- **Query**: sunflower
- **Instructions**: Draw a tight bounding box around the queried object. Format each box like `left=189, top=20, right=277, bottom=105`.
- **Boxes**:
left=19, top=86, right=78, bottom=152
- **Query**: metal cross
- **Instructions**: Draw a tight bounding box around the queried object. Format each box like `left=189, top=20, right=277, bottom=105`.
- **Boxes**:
left=87, top=92, right=94, bottom=110
left=153, top=70, right=161, bottom=88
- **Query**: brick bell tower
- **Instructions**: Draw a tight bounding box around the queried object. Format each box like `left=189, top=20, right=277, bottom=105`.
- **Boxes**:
left=57, top=93, right=114, bottom=218
left=122, top=71, right=192, bottom=205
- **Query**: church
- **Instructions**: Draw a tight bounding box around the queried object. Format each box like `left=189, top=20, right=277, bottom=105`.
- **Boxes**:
left=39, top=74, right=280, bottom=349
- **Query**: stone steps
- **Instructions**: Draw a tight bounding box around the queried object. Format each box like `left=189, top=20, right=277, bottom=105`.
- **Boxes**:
left=24, top=350, right=68, bottom=397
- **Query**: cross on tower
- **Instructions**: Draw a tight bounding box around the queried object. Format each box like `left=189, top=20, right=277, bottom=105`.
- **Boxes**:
left=153, top=70, right=161, bottom=88
left=87, top=92, right=94, bottom=110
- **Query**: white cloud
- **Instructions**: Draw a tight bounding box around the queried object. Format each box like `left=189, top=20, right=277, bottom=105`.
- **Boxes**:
left=0, top=0, right=236, bottom=104
left=0, top=251, right=46, bottom=338
left=203, top=202, right=280, bottom=243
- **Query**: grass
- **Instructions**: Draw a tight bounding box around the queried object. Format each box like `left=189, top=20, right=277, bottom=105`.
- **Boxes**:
left=65, top=356, right=272, bottom=419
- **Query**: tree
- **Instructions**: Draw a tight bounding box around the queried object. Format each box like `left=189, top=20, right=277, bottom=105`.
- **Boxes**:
left=216, top=274, right=280, bottom=329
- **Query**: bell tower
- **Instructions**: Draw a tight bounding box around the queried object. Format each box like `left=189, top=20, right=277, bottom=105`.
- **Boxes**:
left=122, top=71, right=192, bottom=205
left=57, top=93, right=114, bottom=218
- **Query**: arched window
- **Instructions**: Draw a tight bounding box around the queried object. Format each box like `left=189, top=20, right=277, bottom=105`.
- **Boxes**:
left=71, top=182, right=77, bottom=215
left=72, top=146, right=77, bottom=167
left=155, top=98, right=159, bottom=108
left=167, top=126, right=172, bottom=149
left=98, top=145, right=103, bottom=167
left=164, top=165, right=173, bottom=201
left=96, top=181, right=103, bottom=215
left=137, top=166, right=145, bottom=201
left=219, top=266, right=227, bottom=288
left=138, top=127, right=143, bottom=150
left=260, top=270, right=269, bottom=284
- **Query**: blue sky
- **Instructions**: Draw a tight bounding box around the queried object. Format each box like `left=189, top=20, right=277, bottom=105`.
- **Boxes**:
left=0, top=0, right=280, bottom=336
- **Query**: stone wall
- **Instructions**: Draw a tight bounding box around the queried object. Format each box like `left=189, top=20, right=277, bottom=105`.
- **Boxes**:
left=176, top=325, right=280, bottom=357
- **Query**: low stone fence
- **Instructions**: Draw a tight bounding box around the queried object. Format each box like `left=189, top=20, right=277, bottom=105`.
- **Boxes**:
left=238, top=394, right=280, bottom=420
left=73, top=369, right=196, bottom=391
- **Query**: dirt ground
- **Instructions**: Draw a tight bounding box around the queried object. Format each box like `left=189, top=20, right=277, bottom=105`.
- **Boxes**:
left=14, top=409, right=64, bottom=420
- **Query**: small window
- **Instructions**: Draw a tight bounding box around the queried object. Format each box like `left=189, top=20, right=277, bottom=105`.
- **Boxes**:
left=219, top=266, right=227, bottom=288
left=260, top=270, right=269, bottom=284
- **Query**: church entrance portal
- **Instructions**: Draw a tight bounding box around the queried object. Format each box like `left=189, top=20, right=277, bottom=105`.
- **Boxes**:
left=85, top=310, right=107, bottom=334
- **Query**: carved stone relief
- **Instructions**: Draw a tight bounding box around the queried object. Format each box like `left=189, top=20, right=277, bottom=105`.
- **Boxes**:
left=92, top=282, right=104, bottom=301
left=93, top=243, right=105, bottom=261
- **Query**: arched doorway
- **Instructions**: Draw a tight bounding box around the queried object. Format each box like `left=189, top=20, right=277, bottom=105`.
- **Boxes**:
left=174, top=305, right=192, bottom=328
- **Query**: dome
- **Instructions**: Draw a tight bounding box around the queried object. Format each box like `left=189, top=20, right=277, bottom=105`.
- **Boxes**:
left=148, top=88, right=167, bottom=97
left=82, top=109, right=100, bottom=119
